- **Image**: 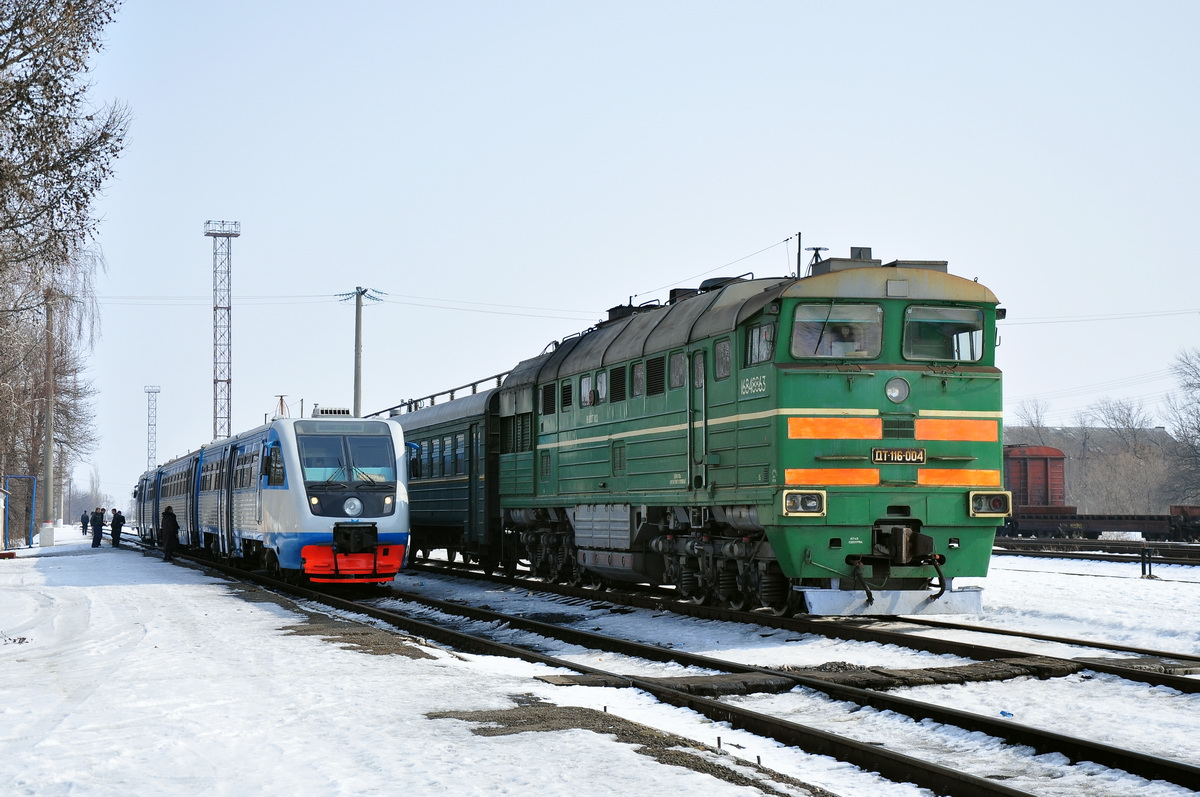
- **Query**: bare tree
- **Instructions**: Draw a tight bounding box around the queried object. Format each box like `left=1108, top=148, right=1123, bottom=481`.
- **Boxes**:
left=1166, top=347, right=1200, bottom=502
left=1014, top=399, right=1052, bottom=445
left=0, top=1, right=126, bottom=527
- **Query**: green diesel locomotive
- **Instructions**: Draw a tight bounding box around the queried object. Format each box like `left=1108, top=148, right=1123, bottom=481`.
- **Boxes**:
left=389, top=248, right=1009, bottom=615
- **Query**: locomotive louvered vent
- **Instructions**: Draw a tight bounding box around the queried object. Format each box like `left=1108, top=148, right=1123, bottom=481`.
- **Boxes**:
left=646, top=357, right=666, bottom=395
left=561, top=381, right=573, bottom=408
left=882, top=416, right=916, bottom=439
left=610, top=365, right=627, bottom=402
left=541, top=384, right=555, bottom=415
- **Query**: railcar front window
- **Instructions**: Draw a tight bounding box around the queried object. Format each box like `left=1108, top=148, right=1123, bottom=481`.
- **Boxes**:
left=902, top=306, right=984, bottom=362
left=791, top=304, right=882, bottom=359
left=298, top=429, right=397, bottom=483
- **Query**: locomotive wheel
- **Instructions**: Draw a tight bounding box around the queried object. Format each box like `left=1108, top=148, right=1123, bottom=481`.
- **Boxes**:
left=726, top=592, right=752, bottom=612
left=688, top=589, right=715, bottom=606
left=445, top=548, right=458, bottom=563
left=767, top=599, right=794, bottom=617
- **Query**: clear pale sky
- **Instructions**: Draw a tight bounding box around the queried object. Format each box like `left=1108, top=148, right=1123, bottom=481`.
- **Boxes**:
left=79, top=1, right=1200, bottom=504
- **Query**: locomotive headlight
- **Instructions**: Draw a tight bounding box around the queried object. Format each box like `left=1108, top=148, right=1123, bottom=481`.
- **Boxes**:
left=309, top=496, right=320, bottom=508
left=783, top=490, right=826, bottom=517
left=384, top=495, right=393, bottom=507
left=885, top=377, right=910, bottom=404
left=343, top=497, right=364, bottom=517
left=969, top=491, right=1012, bottom=517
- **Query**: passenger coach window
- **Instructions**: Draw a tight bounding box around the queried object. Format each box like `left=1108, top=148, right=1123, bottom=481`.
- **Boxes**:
left=631, top=363, right=645, bottom=397
left=903, top=306, right=984, bottom=362
left=791, top=305, right=881, bottom=359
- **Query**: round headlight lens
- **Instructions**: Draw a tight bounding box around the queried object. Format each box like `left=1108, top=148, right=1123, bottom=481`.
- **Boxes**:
left=343, top=497, right=364, bottom=517
left=885, top=377, right=910, bottom=403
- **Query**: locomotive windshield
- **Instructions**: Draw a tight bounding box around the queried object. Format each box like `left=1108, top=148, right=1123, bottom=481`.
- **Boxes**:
left=791, top=304, right=883, bottom=359
left=295, top=421, right=397, bottom=483
left=902, top=306, right=985, bottom=362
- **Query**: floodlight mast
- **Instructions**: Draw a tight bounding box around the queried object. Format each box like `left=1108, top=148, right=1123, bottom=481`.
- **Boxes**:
left=144, top=386, right=160, bottom=471
left=205, top=220, right=241, bottom=439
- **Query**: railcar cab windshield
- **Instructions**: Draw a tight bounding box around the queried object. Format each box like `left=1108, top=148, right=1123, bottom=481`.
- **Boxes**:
left=791, top=304, right=883, bottom=358
left=295, top=420, right=397, bottom=484
left=902, top=305, right=984, bottom=362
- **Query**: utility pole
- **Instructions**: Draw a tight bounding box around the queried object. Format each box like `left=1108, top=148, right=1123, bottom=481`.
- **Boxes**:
left=41, top=290, right=55, bottom=541
left=339, top=287, right=382, bottom=416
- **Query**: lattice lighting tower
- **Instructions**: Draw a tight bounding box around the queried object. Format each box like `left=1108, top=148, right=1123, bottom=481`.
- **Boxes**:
left=205, top=220, right=241, bottom=439
left=144, top=386, right=160, bottom=470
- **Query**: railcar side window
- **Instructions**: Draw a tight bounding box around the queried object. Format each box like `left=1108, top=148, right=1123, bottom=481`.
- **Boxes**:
left=714, top=339, right=732, bottom=379
left=266, top=446, right=285, bottom=486
left=790, top=304, right=882, bottom=359
left=668, top=351, right=686, bottom=389
left=596, top=370, right=607, bottom=403
left=747, top=323, right=776, bottom=364
left=902, top=306, right=984, bottom=362
left=580, top=374, right=593, bottom=407
left=631, top=362, right=645, bottom=397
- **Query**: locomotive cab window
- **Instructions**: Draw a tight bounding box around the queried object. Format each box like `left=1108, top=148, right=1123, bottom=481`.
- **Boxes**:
left=791, top=304, right=882, bottom=359
left=747, top=322, right=776, bottom=364
left=902, top=306, right=984, bottom=362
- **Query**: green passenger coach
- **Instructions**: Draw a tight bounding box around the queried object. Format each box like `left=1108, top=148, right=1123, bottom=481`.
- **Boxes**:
left=393, top=248, right=1009, bottom=615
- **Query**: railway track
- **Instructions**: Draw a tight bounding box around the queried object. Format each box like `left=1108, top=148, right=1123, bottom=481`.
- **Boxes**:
left=408, top=561, right=1200, bottom=693
left=993, top=537, right=1200, bottom=565
left=155, top=547, right=1200, bottom=795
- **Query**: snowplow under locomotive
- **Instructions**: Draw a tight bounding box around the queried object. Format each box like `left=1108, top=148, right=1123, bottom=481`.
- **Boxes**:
left=390, top=249, right=1009, bottom=614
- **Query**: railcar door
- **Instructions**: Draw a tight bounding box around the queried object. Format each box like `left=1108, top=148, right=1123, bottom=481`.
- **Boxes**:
left=220, top=444, right=236, bottom=553
left=690, top=350, right=708, bottom=490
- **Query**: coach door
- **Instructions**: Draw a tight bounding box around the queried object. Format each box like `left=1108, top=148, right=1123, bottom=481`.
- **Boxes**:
left=220, top=444, right=237, bottom=553
left=690, top=350, right=708, bottom=490
left=468, top=424, right=484, bottom=545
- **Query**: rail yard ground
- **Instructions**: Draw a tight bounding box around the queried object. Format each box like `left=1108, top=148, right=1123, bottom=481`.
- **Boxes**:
left=2, top=533, right=1198, bottom=796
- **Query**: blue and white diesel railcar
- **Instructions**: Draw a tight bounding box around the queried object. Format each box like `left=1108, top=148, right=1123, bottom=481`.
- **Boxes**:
left=133, top=414, right=410, bottom=583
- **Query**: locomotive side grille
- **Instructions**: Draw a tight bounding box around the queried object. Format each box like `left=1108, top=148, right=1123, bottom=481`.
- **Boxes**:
left=646, top=356, right=666, bottom=395
left=610, top=365, right=627, bottom=402
left=882, top=417, right=916, bottom=439
left=541, top=384, right=555, bottom=415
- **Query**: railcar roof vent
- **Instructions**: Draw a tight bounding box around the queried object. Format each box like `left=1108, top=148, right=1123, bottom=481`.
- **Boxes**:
left=312, top=405, right=352, bottom=417
left=810, top=246, right=883, bottom=276
left=698, top=272, right=752, bottom=292
left=669, top=287, right=702, bottom=303
left=607, top=304, right=637, bottom=322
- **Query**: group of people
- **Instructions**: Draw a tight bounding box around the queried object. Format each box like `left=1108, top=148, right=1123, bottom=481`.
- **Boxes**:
left=77, top=505, right=179, bottom=561
left=80, top=507, right=125, bottom=548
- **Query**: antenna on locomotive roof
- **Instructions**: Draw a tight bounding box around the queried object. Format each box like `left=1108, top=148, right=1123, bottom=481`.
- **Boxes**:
left=805, top=246, right=828, bottom=276
left=795, top=231, right=801, bottom=277
left=274, top=394, right=289, bottom=419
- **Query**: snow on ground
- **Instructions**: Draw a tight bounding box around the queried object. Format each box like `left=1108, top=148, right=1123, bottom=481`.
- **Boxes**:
left=2, top=533, right=1199, bottom=796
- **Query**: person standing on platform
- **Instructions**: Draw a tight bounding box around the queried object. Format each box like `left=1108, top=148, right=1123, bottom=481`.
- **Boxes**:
left=110, top=509, right=125, bottom=548
left=81, top=511, right=89, bottom=536
left=90, top=507, right=104, bottom=548
left=161, top=506, right=179, bottom=562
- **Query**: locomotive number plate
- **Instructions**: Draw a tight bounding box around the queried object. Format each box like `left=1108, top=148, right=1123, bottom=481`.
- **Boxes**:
left=872, top=447, right=927, bottom=464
